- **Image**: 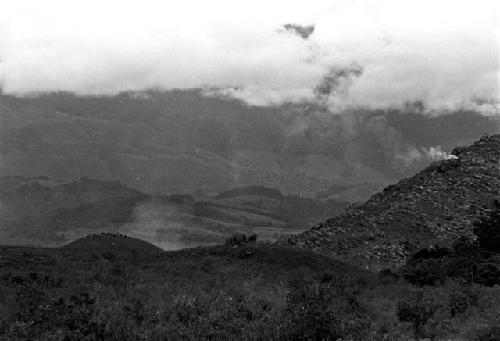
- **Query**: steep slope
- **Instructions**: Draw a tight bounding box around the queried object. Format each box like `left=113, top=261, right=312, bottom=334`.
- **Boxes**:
left=283, top=134, right=500, bottom=270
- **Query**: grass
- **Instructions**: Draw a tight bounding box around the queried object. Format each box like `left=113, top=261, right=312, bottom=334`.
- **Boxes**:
left=0, top=234, right=499, bottom=340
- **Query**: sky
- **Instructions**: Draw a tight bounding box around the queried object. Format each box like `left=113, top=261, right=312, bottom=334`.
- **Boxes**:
left=0, top=0, right=498, bottom=115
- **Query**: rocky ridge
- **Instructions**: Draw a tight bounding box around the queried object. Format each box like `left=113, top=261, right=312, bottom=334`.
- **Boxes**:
left=283, top=134, right=500, bottom=270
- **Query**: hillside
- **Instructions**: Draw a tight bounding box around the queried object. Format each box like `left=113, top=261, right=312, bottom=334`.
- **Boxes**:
left=62, top=233, right=163, bottom=258
left=0, top=177, right=346, bottom=249
left=0, top=176, right=149, bottom=246
left=1, top=91, right=498, bottom=201
left=283, top=134, right=500, bottom=270
left=0, top=236, right=379, bottom=340
left=2, top=228, right=500, bottom=340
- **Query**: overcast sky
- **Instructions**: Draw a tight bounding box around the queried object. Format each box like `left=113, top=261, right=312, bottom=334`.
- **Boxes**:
left=0, top=0, right=498, bottom=114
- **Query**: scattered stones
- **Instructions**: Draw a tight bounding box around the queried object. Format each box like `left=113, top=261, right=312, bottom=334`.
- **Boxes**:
left=280, top=134, right=500, bottom=270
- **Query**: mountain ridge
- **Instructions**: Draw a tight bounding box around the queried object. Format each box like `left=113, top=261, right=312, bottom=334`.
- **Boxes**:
left=1, top=90, right=498, bottom=201
left=0, top=175, right=346, bottom=249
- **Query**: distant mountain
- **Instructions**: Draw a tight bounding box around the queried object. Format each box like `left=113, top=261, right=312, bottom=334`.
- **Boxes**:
left=215, top=186, right=284, bottom=200
left=1, top=90, right=497, bottom=201
left=283, top=134, right=500, bottom=270
left=210, top=185, right=347, bottom=228
left=0, top=176, right=347, bottom=249
left=0, top=176, right=149, bottom=246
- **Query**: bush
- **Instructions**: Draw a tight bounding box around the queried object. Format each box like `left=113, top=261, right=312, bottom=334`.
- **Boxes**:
left=474, top=200, right=500, bottom=253
left=402, top=256, right=448, bottom=286
left=402, top=231, right=500, bottom=287
left=379, top=268, right=400, bottom=282
left=8, top=289, right=100, bottom=340
left=475, top=262, right=500, bottom=286
left=225, top=233, right=248, bottom=247
left=225, top=233, right=257, bottom=247
left=151, top=290, right=278, bottom=340
left=448, top=286, right=477, bottom=317
left=248, top=234, right=257, bottom=243
left=472, top=325, right=500, bottom=341
left=396, top=289, right=443, bottom=339
left=279, top=273, right=371, bottom=340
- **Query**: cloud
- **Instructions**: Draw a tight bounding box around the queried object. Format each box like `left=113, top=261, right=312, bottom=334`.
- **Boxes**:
left=282, top=24, right=315, bottom=39
left=0, top=0, right=498, bottom=114
left=312, top=64, right=364, bottom=109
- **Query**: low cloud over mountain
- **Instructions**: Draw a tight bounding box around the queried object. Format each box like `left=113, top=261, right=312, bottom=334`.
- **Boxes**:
left=0, top=0, right=497, bottom=114
left=0, top=91, right=498, bottom=200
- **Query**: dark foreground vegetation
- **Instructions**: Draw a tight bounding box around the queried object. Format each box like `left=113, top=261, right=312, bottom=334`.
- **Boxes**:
left=1, top=203, right=500, bottom=340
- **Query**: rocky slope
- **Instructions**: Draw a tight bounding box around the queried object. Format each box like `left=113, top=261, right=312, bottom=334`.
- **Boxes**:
left=283, top=134, right=500, bottom=270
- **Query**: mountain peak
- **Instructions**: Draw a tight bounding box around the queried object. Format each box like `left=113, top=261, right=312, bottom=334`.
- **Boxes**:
left=282, top=134, right=500, bottom=270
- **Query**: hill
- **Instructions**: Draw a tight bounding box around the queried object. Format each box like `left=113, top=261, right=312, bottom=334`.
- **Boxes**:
left=283, top=134, right=500, bottom=270
left=0, top=176, right=346, bottom=249
left=62, top=233, right=163, bottom=258
left=2, top=228, right=500, bottom=339
left=0, top=237, right=375, bottom=340
left=0, top=176, right=149, bottom=246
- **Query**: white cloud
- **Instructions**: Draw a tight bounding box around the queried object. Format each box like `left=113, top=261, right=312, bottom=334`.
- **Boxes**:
left=0, top=0, right=498, bottom=114
left=397, top=145, right=458, bottom=166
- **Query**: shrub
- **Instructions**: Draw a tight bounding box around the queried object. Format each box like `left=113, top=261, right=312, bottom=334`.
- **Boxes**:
left=279, top=273, right=371, bottom=340
left=474, top=200, right=500, bottom=253
left=402, top=200, right=500, bottom=287
left=402, top=235, right=500, bottom=287
left=248, top=234, right=257, bottom=243
left=475, top=262, right=500, bottom=286
left=448, top=286, right=477, bottom=317
left=396, top=289, right=442, bottom=339
left=102, top=251, right=116, bottom=261
left=8, top=288, right=100, bottom=340
left=379, top=268, right=400, bottom=280
left=225, top=233, right=248, bottom=247
left=402, top=256, right=448, bottom=286
left=225, top=233, right=257, bottom=247
left=472, top=325, right=500, bottom=341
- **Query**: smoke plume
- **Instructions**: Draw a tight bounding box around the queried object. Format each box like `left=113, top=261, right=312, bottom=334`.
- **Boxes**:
left=120, top=199, right=223, bottom=250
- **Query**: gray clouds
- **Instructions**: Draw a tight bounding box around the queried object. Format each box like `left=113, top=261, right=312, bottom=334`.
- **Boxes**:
left=0, top=0, right=498, bottom=115
left=282, top=24, right=315, bottom=39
